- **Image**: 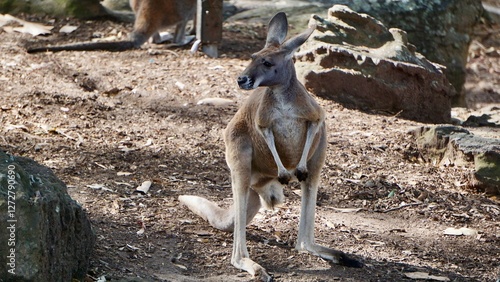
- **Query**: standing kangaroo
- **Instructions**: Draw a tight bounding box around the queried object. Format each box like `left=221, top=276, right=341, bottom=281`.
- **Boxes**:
left=179, top=12, right=361, bottom=281
left=27, top=0, right=195, bottom=53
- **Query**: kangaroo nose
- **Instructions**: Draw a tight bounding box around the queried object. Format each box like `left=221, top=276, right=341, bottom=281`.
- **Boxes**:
left=237, top=76, right=248, bottom=86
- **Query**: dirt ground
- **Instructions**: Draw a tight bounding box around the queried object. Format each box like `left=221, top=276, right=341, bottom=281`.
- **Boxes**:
left=1, top=8, right=499, bottom=282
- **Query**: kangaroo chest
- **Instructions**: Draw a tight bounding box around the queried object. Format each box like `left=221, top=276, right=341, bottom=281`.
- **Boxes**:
left=272, top=107, right=307, bottom=142
left=257, top=99, right=310, bottom=168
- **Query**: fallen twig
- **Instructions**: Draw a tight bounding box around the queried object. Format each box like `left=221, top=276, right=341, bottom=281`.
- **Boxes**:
left=380, top=202, right=422, bottom=213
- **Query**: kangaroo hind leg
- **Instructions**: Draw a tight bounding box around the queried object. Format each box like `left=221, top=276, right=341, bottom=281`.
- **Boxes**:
left=294, top=131, right=362, bottom=268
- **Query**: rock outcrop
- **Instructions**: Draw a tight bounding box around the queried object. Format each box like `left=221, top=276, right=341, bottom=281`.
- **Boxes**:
left=0, top=150, right=95, bottom=281
left=296, top=5, right=455, bottom=124
left=411, top=126, right=500, bottom=195
left=321, top=0, right=483, bottom=106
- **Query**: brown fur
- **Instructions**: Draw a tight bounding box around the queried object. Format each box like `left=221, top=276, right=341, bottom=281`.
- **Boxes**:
left=27, top=0, right=195, bottom=53
left=179, top=12, right=361, bottom=281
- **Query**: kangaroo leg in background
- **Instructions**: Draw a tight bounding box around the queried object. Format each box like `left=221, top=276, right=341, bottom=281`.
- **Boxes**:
left=26, top=0, right=196, bottom=53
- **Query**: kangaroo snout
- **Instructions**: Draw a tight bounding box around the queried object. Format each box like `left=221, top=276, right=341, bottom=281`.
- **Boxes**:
left=237, top=75, right=254, bottom=90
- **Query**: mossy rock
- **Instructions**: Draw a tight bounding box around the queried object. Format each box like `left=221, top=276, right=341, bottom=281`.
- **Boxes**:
left=0, top=0, right=106, bottom=19
left=412, top=126, right=500, bottom=195
left=0, top=150, right=95, bottom=281
left=474, top=152, right=500, bottom=194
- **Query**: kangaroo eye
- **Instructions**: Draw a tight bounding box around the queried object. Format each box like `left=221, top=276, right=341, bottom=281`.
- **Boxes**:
left=262, top=60, right=273, bottom=67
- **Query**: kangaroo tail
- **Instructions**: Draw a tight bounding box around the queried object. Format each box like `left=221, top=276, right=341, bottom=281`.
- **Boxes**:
left=178, top=195, right=234, bottom=232
left=26, top=40, right=139, bottom=53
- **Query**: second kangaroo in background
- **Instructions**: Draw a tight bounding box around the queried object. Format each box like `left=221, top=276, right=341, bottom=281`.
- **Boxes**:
left=179, top=12, right=362, bottom=281
left=27, top=0, right=195, bottom=53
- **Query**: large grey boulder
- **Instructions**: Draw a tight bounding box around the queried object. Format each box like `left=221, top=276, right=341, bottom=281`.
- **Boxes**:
left=0, top=0, right=106, bottom=19
left=320, top=0, right=483, bottom=106
left=0, top=150, right=95, bottom=281
left=411, top=126, right=500, bottom=195
left=296, top=5, right=455, bottom=124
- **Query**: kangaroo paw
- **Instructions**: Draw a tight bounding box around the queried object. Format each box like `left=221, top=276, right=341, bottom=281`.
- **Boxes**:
left=232, top=258, right=273, bottom=282
left=296, top=243, right=363, bottom=268
left=295, top=167, right=308, bottom=182
left=277, top=172, right=291, bottom=185
left=337, top=252, right=364, bottom=268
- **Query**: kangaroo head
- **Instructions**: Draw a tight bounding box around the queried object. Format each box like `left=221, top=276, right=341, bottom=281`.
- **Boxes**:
left=237, top=12, right=316, bottom=90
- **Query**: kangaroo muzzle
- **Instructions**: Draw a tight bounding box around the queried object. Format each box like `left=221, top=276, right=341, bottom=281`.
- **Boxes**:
left=237, top=75, right=254, bottom=90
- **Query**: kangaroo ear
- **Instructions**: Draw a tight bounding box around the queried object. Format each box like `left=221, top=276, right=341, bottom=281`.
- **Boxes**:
left=265, top=12, right=288, bottom=47
left=282, top=24, right=316, bottom=55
